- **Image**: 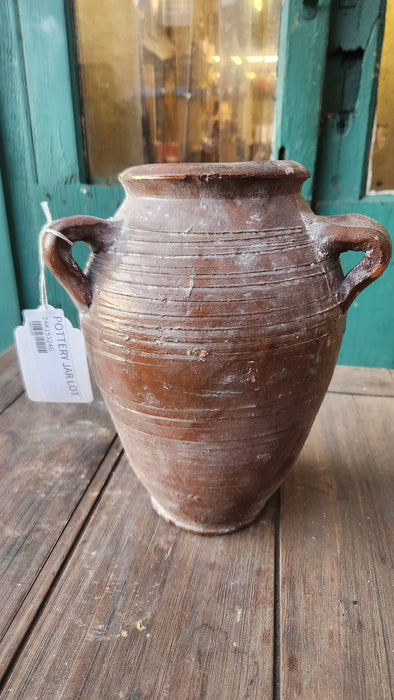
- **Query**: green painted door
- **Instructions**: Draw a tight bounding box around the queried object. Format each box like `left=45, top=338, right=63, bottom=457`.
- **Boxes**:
left=0, top=0, right=392, bottom=367
left=283, top=0, right=393, bottom=367
left=314, top=0, right=394, bottom=368
left=0, top=169, right=20, bottom=349
left=0, top=0, right=125, bottom=336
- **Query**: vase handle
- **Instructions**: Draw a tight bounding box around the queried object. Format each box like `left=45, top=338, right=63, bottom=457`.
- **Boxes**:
left=316, top=213, right=392, bottom=312
left=42, top=215, right=121, bottom=308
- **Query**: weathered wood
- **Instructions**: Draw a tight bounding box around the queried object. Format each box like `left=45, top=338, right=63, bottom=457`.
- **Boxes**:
left=313, top=0, right=386, bottom=203
left=0, top=437, right=122, bottom=675
left=17, top=0, right=80, bottom=184
left=273, top=0, right=331, bottom=202
left=0, top=171, right=20, bottom=354
left=279, top=390, right=394, bottom=699
left=0, top=346, right=24, bottom=412
left=1, top=455, right=276, bottom=698
left=0, top=355, right=393, bottom=697
left=312, top=0, right=393, bottom=371
left=0, top=385, right=117, bottom=677
left=329, top=363, right=394, bottom=396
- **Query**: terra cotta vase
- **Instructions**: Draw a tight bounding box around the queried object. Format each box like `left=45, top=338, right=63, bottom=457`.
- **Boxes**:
left=43, top=161, right=392, bottom=534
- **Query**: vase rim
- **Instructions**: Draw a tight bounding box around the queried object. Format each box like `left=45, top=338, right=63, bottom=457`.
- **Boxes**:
left=119, top=160, right=310, bottom=183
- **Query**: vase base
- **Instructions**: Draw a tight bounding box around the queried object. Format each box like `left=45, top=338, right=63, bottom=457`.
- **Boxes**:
left=150, top=496, right=267, bottom=535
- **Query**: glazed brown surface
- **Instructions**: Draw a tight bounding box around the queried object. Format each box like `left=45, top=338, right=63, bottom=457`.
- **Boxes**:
left=43, top=161, right=391, bottom=533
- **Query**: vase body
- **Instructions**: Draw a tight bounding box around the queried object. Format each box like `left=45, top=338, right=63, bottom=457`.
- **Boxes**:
left=44, top=161, right=392, bottom=533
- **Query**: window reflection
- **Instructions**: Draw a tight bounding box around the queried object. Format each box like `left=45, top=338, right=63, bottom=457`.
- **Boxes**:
left=74, top=0, right=280, bottom=180
left=369, top=0, right=394, bottom=192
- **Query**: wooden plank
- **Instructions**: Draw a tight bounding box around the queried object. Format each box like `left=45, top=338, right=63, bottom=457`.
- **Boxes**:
left=17, top=0, right=80, bottom=184
left=0, top=386, right=117, bottom=678
left=312, top=0, right=392, bottom=371
left=313, top=0, right=386, bottom=203
left=279, top=391, right=393, bottom=699
left=0, top=169, right=20, bottom=353
left=273, top=0, right=331, bottom=202
left=1, top=456, right=276, bottom=698
left=0, top=437, right=122, bottom=675
left=0, top=0, right=37, bottom=189
left=0, top=347, right=24, bottom=413
left=329, top=364, right=394, bottom=396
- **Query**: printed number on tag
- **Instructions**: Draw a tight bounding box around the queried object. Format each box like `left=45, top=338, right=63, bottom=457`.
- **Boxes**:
left=14, top=306, right=93, bottom=403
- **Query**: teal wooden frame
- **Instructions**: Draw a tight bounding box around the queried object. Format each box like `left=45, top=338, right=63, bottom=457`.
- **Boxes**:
left=313, top=0, right=394, bottom=367
left=0, top=0, right=123, bottom=335
left=0, top=169, right=20, bottom=350
left=273, top=0, right=331, bottom=203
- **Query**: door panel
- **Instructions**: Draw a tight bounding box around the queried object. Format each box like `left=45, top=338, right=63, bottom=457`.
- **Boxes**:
left=17, top=0, right=81, bottom=184
left=273, top=0, right=332, bottom=203
left=313, top=0, right=393, bottom=368
left=0, top=171, right=20, bottom=352
left=0, top=0, right=123, bottom=326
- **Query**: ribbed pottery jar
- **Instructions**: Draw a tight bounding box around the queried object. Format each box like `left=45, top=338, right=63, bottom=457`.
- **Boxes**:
left=43, top=162, right=391, bottom=534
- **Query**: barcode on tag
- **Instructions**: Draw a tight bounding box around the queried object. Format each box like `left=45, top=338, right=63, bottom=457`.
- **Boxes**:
left=14, top=306, right=93, bottom=403
left=30, top=320, right=48, bottom=354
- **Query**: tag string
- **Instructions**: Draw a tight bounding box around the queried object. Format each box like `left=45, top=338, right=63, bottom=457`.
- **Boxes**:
left=39, top=201, right=74, bottom=308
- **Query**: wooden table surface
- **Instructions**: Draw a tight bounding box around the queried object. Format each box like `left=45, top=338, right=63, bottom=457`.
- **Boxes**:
left=0, top=347, right=392, bottom=699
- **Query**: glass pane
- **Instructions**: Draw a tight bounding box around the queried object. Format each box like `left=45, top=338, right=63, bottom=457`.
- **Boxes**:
left=369, top=0, right=394, bottom=192
left=73, top=0, right=281, bottom=180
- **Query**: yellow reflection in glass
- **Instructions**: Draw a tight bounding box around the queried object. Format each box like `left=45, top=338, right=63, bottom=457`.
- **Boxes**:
left=74, top=0, right=281, bottom=179
left=369, top=1, right=394, bottom=191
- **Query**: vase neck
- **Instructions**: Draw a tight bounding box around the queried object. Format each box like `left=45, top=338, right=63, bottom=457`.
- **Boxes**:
left=119, top=161, right=310, bottom=200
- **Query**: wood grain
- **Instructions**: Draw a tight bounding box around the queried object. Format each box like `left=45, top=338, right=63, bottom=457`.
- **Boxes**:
left=1, top=455, right=276, bottom=698
left=329, top=363, right=394, bottom=396
left=0, top=384, right=117, bottom=676
left=0, top=169, right=20, bottom=353
left=279, top=390, right=394, bottom=699
left=0, top=361, right=392, bottom=698
left=0, top=346, right=24, bottom=413
left=0, top=438, right=122, bottom=675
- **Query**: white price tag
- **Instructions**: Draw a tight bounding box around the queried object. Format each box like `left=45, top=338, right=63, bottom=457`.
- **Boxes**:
left=14, top=306, right=93, bottom=403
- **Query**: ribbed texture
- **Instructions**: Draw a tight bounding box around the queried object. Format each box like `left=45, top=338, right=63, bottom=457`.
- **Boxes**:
left=80, top=189, right=345, bottom=533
